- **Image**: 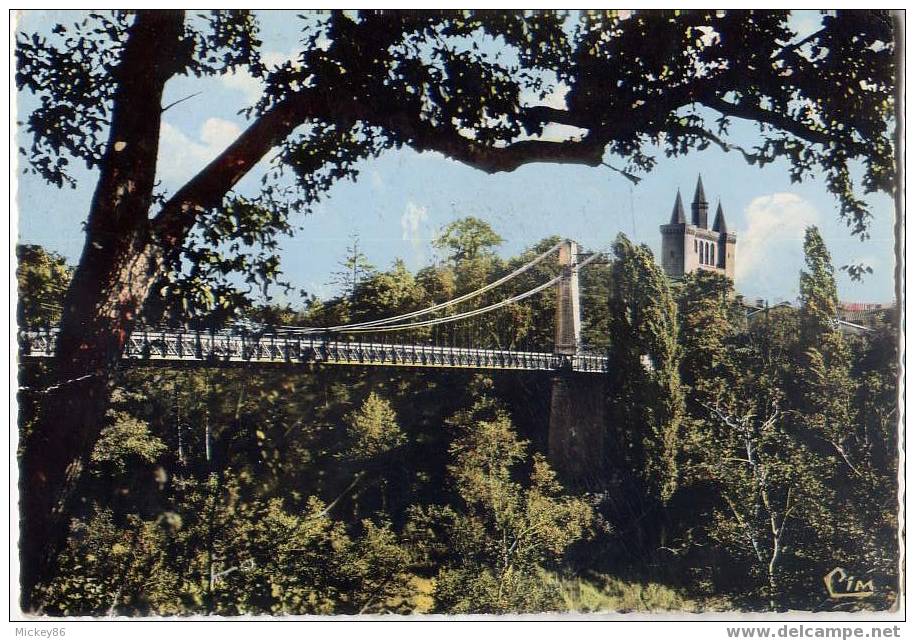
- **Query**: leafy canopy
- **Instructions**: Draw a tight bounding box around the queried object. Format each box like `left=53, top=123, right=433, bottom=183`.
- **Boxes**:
left=16, top=244, right=72, bottom=328
left=16, top=10, right=897, bottom=314
left=433, top=216, right=505, bottom=264
left=410, top=398, right=593, bottom=613
left=606, top=233, right=684, bottom=503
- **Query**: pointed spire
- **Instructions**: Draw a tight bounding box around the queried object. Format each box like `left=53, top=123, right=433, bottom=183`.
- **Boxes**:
left=691, top=174, right=709, bottom=228
left=713, top=200, right=728, bottom=233
left=670, top=189, right=686, bottom=224
left=692, top=174, right=708, bottom=204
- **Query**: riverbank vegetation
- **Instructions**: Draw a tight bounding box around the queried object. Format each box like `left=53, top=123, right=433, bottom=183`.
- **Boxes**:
left=17, top=222, right=899, bottom=614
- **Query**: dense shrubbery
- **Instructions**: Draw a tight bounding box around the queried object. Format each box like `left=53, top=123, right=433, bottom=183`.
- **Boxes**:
left=18, top=223, right=899, bottom=614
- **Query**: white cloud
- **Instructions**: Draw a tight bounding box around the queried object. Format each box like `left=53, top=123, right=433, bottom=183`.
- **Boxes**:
left=787, top=10, right=825, bottom=40
left=520, top=82, right=569, bottom=111
left=220, top=70, right=264, bottom=105
left=199, top=117, right=241, bottom=148
left=736, top=193, right=820, bottom=283
left=157, top=117, right=243, bottom=186
left=401, top=202, right=429, bottom=257
left=536, top=123, right=588, bottom=143
left=220, top=49, right=299, bottom=104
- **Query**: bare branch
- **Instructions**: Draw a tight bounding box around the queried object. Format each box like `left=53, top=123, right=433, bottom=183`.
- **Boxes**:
left=161, top=91, right=202, bottom=113
left=310, top=471, right=366, bottom=520
left=723, top=493, right=764, bottom=564
left=770, top=26, right=830, bottom=62
left=667, top=123, right=761, bottom=165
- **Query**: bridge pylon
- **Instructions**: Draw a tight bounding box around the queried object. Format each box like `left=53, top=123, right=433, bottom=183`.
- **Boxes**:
left=553, top=239, right=581, bottom=355
left=548, top=239, right=605, bottom=487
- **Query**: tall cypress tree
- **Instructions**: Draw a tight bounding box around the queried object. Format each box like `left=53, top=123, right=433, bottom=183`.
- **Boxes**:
left=796, top=227, right=897, bottom=605
left=796, top=226, right=856, bottom=472
left=677, top=269, right=744, bottom=402
left=605, top=234, right=684, bottom=503
left=799, top=226, right=841, bottom=342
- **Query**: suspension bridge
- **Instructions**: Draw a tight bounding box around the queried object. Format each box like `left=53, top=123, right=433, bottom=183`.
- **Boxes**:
left=19, top=240, right=609, bottom=374
left=18, top=239, right=611, bottom=481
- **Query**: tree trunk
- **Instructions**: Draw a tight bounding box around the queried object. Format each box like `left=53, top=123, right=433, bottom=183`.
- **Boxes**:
left=768, top=537, right=780, bottom=611
left=18, top=10, right=185, bottom=609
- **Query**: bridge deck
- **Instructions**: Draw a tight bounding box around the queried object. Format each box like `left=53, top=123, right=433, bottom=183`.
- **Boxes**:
left=18, top=329, right=608, bottom=373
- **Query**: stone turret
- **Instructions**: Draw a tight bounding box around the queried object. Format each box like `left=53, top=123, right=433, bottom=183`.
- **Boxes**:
left=691, top=175, right=709, bottom=228
left=670, top=189, right=686, bottom=224
left=659, top=176, right=737, bottom=280
left=712, top=201, right=728, bottom=233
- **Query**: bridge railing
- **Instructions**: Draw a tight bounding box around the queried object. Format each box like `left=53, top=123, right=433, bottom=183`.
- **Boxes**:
left=19, top=328, right=608, bottom=373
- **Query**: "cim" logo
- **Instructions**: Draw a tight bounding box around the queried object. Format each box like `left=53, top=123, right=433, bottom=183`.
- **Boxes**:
left=823, top=567, right=875, bottom=599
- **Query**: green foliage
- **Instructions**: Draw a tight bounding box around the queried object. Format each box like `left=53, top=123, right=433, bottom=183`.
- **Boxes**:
left=673, top=229, right=899, bottom=610
left=799, top=226, right=840, bottom=340
left=414, top=399, right=593, bottom=613
left=204, top=491, right=413, bottom=615
left=796, top=334, right=855, bottom=450
left=416, top=264, right=457, bottom=303
left=679, top=301, right=821, bottom=607
left=40, top=478, right=415, bottom=615
left=16, top=244, right=72, bottom=327
left=149, top=194, right=296, bottom=327
left=17, top=10, right=263, bottom=184
left=795, top=226, right=856, bottom=458
left=681, top=375, right=833, bottom=608
left=89, top=388, right=169, bottom=476
left=791, top=228, right=897, bottom=608
left=433, top=216, right=504, bottom=263
left=836, top=324, right=900, bottom=608
left=606, top=233, right=684, bottom=502
left=677, top=269, right=743, bottom=398
left=553, top=572, right=697, bottom=613
left=344, top=392, right=406, bottom=460
left=91, top=412, right=166, bottom=475
left=579, top=258, right=613, bottom=350
left=35, top=508, right=185, bottom=616
left=351, top=259, right=424, bottom=324
left=16, top=11, right=131, bottom=188
left=18, top=222, right=900, bottom=613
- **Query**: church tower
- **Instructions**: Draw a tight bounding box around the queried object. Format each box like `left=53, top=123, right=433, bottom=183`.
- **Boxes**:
left=659, top=175, right=736, bottom=280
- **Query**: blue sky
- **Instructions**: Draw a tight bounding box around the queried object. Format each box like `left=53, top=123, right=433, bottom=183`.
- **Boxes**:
left=14, top=10, right=898, bottom=306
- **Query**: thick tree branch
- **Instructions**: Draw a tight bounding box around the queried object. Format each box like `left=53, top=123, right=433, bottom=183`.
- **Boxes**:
left=401, top=126, right=608, bottom=173
left=770, top=26, right=829, bottom=62
left=152, top=91, right=332, bottom=249
left=703, top=95, right=836, bottom=149
left=151, top=90, right=611, bottom=260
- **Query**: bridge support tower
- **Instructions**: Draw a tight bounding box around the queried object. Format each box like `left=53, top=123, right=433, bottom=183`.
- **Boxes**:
left=548, top=240, right=606, bottom=487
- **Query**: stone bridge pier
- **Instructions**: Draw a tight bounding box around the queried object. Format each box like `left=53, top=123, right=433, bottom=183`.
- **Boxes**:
left=548, top=240, right=606, bottom=486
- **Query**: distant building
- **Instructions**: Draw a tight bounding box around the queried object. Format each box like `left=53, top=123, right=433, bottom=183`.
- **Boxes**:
left=659, top=175, right=737, bottom=280
left=656, top=182, right=894, bottom=336
left=743, top=299, right=894, bottom=337
left=837, top=301, right=894, bottom=331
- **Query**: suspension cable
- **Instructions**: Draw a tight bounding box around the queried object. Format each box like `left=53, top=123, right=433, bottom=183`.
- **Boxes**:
left=327, top=252, right=602, bottom=334
left=22, top=244, right=603, bottom=339
left=273, top=240, right=563, bottom=333
left=330, top=274, right=564, bottom=334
